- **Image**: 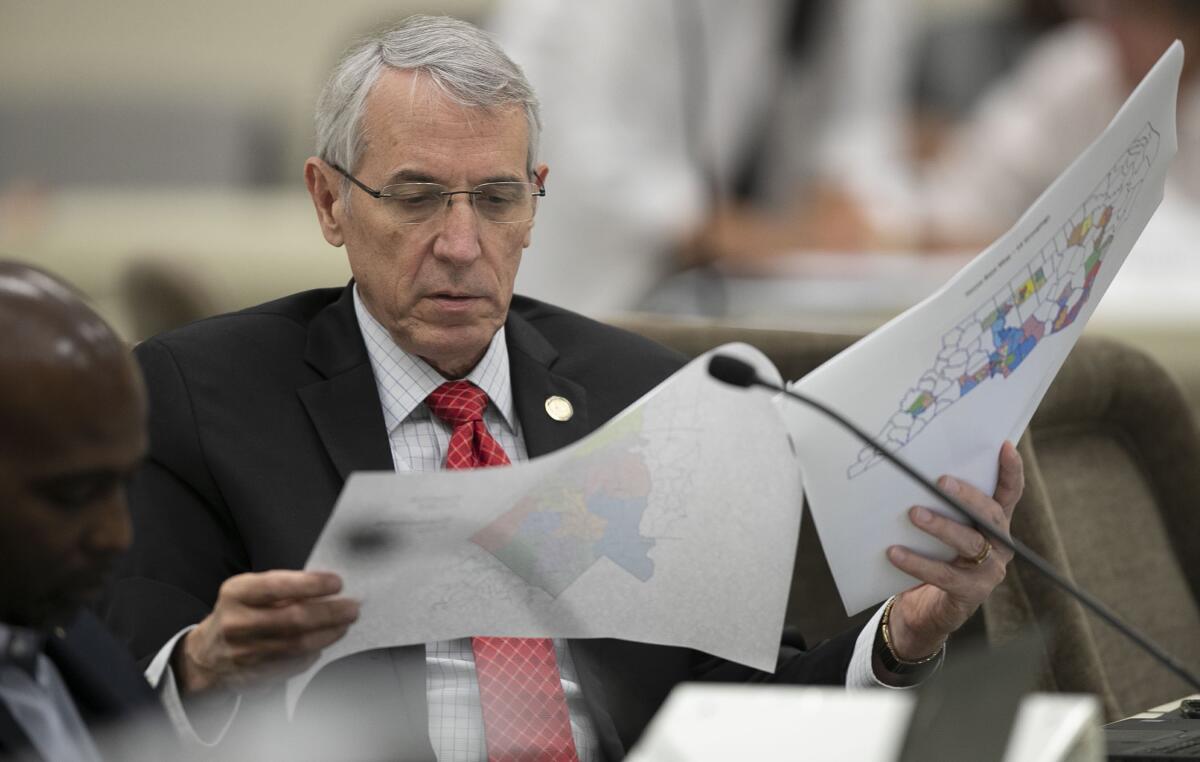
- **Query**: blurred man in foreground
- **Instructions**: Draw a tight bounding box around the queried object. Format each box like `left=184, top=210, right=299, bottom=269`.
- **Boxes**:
left=0, top=262, right=170, bottom=761
left=106, top=15, right=1023, bottom=760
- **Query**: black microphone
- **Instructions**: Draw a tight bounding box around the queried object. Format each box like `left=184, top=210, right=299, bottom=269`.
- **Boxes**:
left=708, top=353, right=1200, bottom=693
left=708, top=354, right=760, bottom=389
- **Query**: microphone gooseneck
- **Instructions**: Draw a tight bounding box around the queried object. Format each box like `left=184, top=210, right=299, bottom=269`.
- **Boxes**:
left=708, top=353, right=1200, bottom=693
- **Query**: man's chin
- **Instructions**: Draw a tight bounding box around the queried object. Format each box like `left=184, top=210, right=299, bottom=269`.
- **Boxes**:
left=412, top=297, right=501, bottom=328
left=28, top=576, right=112, bottom=628
left=401, top=320, right=504, bottom=376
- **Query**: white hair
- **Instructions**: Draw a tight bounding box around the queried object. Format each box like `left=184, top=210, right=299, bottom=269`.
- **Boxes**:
left=315, top=15, right=541, bottom=189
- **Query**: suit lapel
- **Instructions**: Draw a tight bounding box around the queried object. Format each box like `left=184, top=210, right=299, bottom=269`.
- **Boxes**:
left=505, top=311, right=591, bottom=457
left=298, top=285, right=394, bottom=480
left=301, top=290, right=592, bottom=472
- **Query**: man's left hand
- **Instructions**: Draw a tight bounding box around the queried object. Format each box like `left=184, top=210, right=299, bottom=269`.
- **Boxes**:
left=884, top=441, right=1024, bottom=660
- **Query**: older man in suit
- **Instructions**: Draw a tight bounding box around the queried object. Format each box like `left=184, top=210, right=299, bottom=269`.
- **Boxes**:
left=0, top=263, right=174, bottom=761
left=105, top=15, right=1022, bottom=761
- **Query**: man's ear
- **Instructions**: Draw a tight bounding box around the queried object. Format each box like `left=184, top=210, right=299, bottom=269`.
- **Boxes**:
left=524, top=163, right=550, bottom=248
left=305, top=158, right=346, bottom=247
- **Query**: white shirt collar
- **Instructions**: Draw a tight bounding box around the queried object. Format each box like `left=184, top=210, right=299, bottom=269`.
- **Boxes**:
left=352, top=286, right=517, bottom=434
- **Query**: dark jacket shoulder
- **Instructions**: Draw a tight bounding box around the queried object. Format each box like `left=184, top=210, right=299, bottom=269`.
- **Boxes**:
left=135, top=286, right=346, bottom=363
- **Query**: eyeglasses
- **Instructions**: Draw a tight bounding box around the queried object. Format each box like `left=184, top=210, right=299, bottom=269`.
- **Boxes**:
left=331, top=164, right=545, bottom=224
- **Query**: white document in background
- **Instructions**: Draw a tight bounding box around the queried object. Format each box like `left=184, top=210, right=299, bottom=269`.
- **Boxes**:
left=287, top=343, right=803, bottom=714
left=785, top=42, right=1182, bottom=614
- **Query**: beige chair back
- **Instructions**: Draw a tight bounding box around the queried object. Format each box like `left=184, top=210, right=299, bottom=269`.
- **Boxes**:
left=985, top=336, right=1200, bottom=720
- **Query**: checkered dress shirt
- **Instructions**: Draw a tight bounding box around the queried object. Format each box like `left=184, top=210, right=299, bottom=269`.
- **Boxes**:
left=353, top=289, right=601, bottom=762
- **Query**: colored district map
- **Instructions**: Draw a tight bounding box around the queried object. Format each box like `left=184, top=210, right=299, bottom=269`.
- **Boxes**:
left=471, top=410, right=657, bottom=597
left=848, top=123, right=1160, bottom=479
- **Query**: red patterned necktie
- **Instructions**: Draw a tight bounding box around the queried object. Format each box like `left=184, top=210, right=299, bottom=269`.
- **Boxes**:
left=425, top=380, right=580, bottom=762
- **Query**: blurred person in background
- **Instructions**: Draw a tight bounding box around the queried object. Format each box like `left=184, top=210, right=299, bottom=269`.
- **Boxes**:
left=489, top=0, right=919, bottom=316
left=0, top=262, right=173, bottom=762
left=920, top=0, right=1200, bottom=249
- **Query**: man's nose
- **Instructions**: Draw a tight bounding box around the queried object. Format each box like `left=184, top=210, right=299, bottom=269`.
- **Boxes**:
left=432, top=195, right=483, bottom=264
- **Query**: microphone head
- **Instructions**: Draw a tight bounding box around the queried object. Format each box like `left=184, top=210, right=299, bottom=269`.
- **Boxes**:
left=708, top=354, right=759, bottom=388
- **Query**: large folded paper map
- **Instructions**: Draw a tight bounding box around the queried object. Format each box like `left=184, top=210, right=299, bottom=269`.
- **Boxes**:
left=289, top=344, right=802, bottom=714
left=848, top=124, right=1159, bottom=480
left=785, top=42, right=1182, bottom=613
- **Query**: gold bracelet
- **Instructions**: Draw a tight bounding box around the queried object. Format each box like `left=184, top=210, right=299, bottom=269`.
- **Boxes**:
left=880, top=596, right=943, bottom=666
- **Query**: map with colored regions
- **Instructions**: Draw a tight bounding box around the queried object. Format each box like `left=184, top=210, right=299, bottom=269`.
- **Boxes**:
left=847, top=123, right=1161, bottom=479
left=472, top=408, right=657, bottom=596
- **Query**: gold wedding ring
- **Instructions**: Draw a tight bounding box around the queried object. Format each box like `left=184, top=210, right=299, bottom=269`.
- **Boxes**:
left=965, top=540, right=992, bottom=566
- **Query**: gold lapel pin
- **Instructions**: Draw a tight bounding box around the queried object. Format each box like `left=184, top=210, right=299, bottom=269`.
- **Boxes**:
left=544, top=395, right=574, bottom=422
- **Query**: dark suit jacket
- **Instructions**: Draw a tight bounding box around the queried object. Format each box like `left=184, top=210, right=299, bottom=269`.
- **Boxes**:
left=0, top=611, right=167, bottom=761
left=105, top=285, right=860, bottom=760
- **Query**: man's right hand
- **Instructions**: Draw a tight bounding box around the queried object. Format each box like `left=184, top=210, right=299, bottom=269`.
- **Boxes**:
left=173, top=570, right=360, bottom=696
